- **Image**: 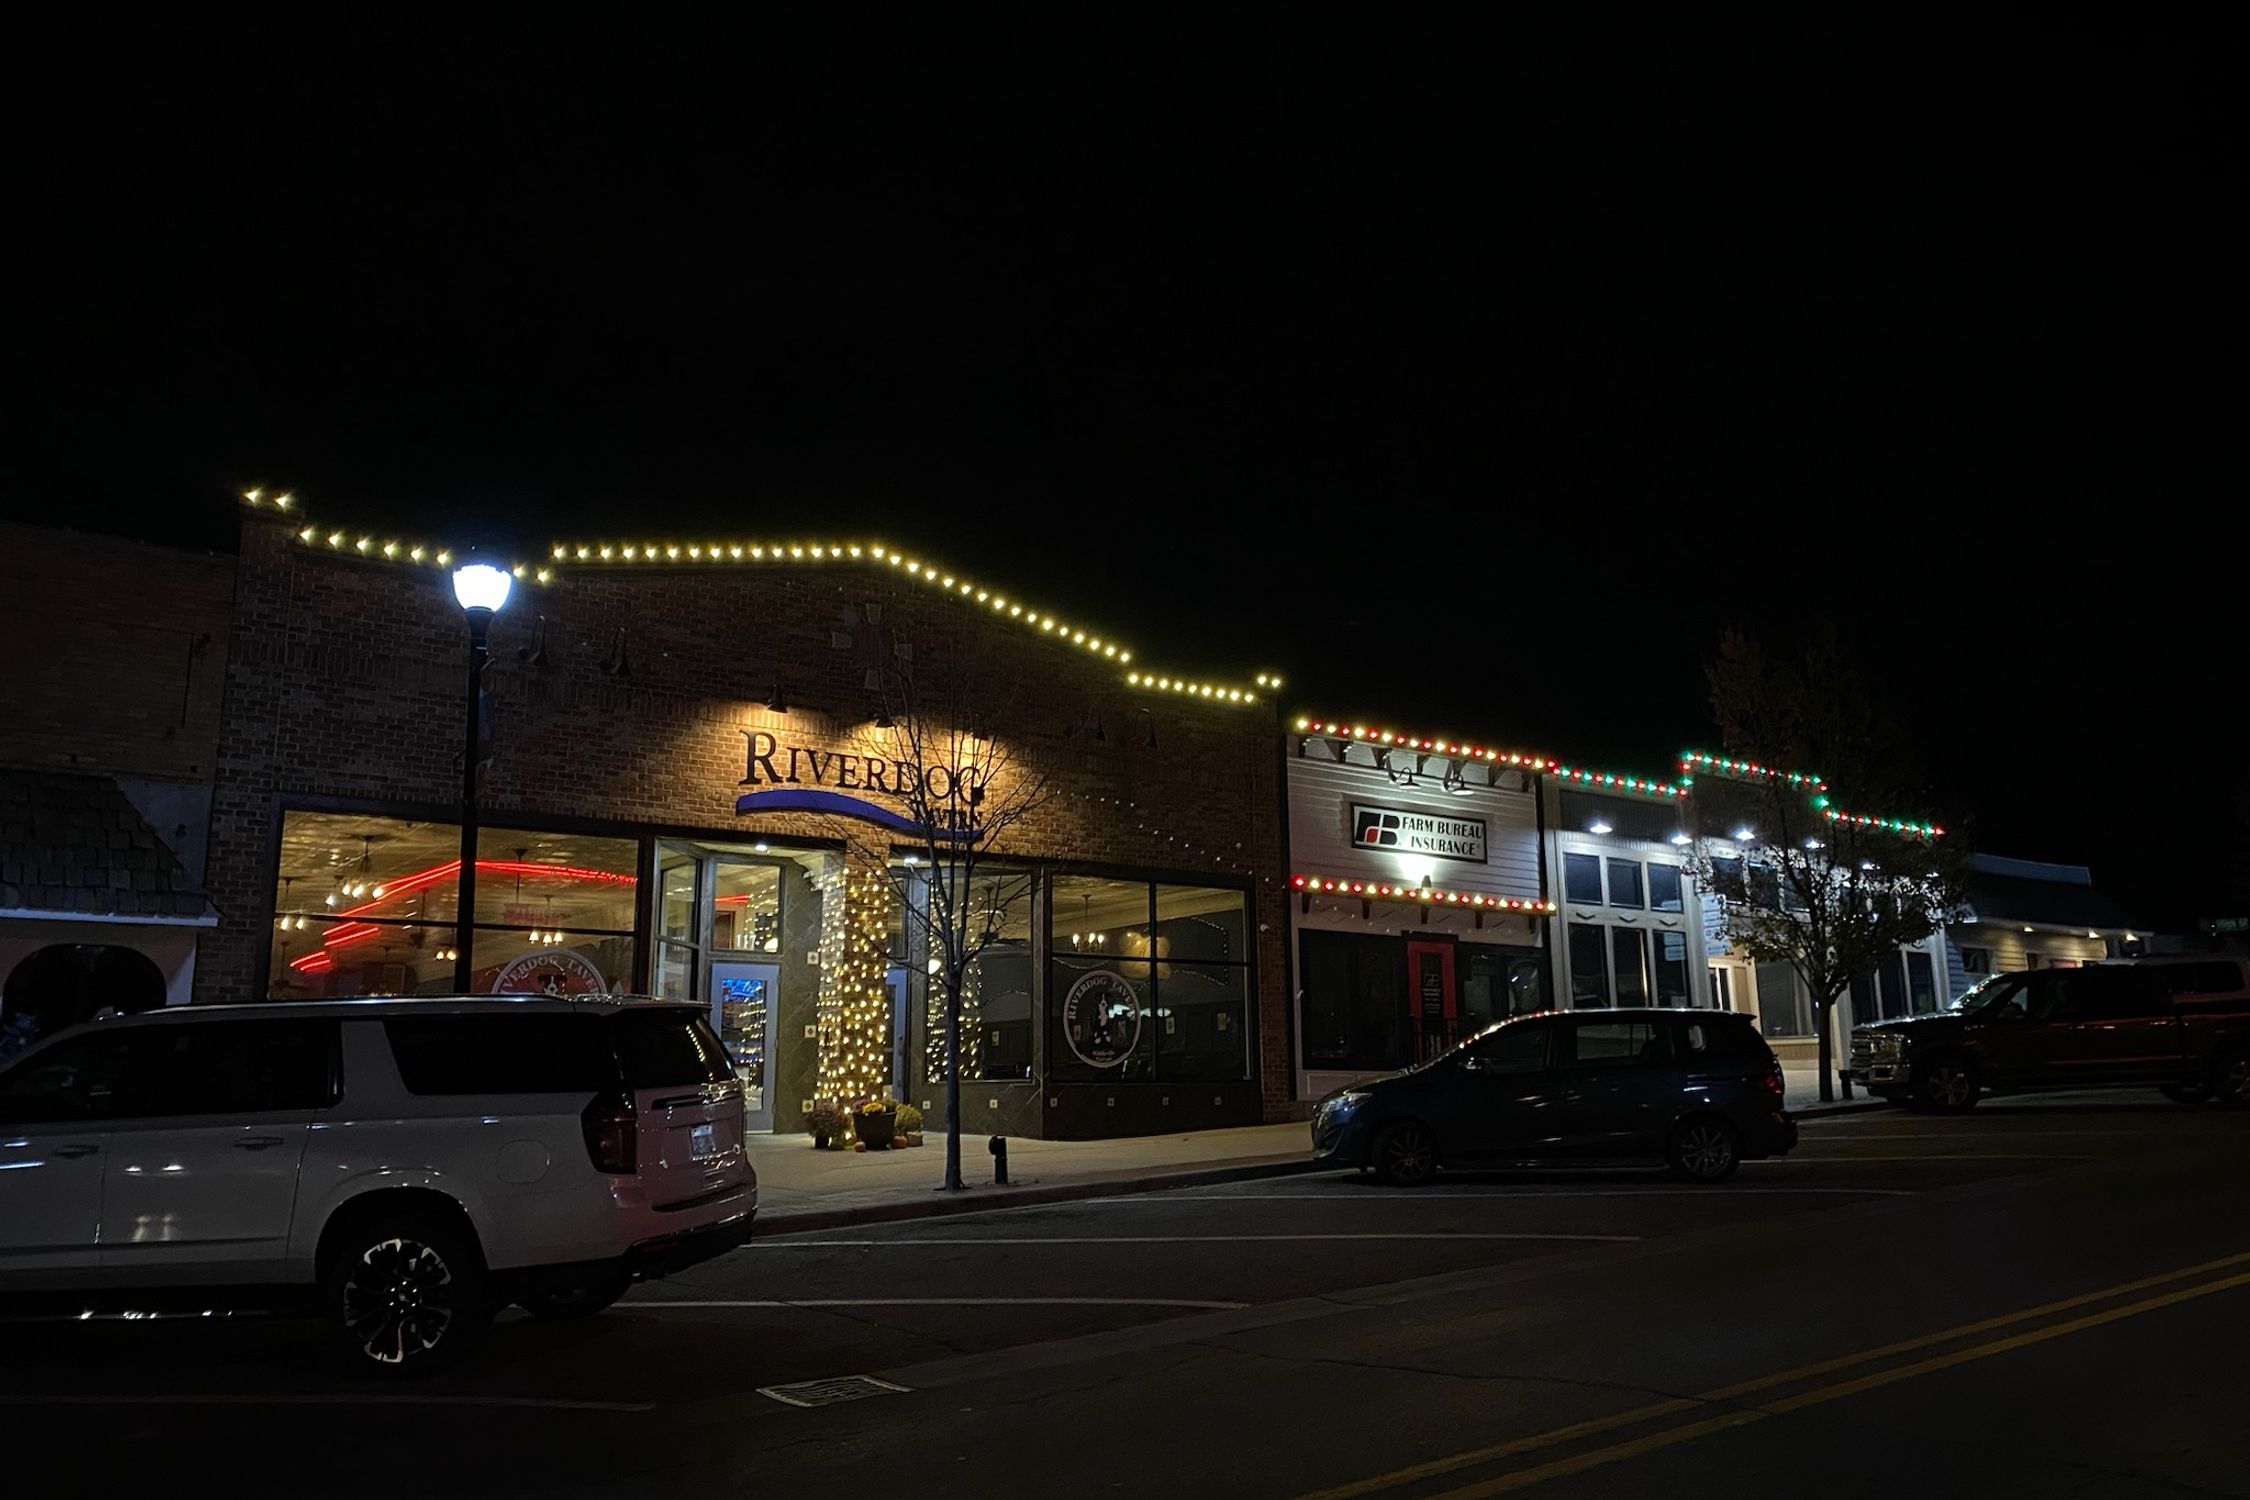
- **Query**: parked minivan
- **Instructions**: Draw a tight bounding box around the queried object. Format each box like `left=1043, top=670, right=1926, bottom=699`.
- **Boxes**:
left=1312, top=1008, right=1796, bottom=1184
left=0, top=996, right=755, bottom=1373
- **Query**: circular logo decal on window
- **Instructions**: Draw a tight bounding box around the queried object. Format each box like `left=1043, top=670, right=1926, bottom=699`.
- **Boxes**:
left=491, top=948, right=608, bottom=997
left=1062, top=969, right=1143, bottom=1069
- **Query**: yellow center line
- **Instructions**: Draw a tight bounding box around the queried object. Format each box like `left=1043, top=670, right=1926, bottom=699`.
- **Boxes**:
left=1288, top=1249, right=2250, bottom=1500
left=1420, top=1269, right=2250, bottom=1499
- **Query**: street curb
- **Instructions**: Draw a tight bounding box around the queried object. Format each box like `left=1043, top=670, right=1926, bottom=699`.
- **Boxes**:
left=757, top=1154, right=1325, bottom=1234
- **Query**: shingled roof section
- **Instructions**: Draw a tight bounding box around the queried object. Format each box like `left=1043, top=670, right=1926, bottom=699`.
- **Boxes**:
left=0, top=770, right=212, bottom=921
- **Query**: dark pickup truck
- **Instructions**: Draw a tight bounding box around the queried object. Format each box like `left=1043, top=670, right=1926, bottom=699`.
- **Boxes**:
left=1849, top=956, right=2250, bottom=1111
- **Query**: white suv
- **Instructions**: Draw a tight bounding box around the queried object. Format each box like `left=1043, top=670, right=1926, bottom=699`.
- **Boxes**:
left=0, top=996, right=755, bottom=1373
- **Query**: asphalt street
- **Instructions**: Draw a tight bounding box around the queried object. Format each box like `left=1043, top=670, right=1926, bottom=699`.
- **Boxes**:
left=5, top=1093, right=2246, bottom=1499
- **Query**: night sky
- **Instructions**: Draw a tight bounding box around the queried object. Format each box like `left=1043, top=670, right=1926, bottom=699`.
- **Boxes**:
left=6, top=13, right=2242, bottom=928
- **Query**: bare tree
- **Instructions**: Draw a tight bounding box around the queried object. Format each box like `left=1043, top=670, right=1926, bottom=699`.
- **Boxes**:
left=1686, top=631, right=1967, bottom=1101
left=826, top=623, right=1057, bottom=1190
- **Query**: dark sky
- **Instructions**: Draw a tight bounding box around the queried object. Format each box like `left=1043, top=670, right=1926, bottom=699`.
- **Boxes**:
left=6, top=12, right=2243, bottom=927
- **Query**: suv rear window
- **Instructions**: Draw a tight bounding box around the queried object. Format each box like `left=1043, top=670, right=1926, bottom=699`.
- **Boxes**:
left=609, top=1009, right=732, bottom=1088
left=383, top=1015, right=615, bottom=1096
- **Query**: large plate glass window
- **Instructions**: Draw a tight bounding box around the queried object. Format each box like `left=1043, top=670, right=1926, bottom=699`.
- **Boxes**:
left=1049, top=877, right=1250, bottom=1082
left=271, top=812, right=637, bottom=998
left=918, top=867, right=1036, bottom=1084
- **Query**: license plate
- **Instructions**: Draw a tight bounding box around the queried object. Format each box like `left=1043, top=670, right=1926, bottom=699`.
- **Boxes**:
left=690, top=1123, right=717, bottom=1160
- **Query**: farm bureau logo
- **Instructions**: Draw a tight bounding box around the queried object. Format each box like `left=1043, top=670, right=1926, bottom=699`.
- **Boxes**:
left=1350, top=803, right=1487, bottom=863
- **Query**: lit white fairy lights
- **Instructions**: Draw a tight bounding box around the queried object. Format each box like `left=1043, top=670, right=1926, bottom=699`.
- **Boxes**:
left=244, top=492, right=1267, bottom=698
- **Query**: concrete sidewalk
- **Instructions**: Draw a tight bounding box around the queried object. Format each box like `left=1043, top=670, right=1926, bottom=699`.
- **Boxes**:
left=747, top=1075, right=1884, bottom=1231
left=747, top=1121, right=1317, bottom=1231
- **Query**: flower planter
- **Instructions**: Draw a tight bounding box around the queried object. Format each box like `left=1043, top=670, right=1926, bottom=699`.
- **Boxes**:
left=856, top=1108, right=898, bottom=1151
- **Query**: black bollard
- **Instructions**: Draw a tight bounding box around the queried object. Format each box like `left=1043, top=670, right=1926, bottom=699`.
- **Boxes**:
left=990, top=1134, right=1009, bottom=1185
left=1837, top=1068, right=1854, bottom=1101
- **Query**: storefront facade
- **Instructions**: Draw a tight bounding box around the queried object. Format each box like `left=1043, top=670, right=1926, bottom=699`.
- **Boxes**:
left=1285, top=721, right=1559, bottom=1102
left=199, top=507, right=1288, bottom=1139
left=1286, top=718, right=1959, bottom=1090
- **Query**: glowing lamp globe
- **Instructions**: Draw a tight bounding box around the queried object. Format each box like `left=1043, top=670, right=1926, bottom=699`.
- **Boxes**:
left=451, top=562, right=513, bottom=615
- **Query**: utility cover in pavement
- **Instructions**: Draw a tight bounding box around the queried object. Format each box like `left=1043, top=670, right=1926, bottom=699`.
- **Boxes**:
left=757, top=1375, right=911, bottom=1408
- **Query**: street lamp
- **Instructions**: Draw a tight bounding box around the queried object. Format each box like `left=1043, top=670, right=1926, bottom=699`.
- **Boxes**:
left=451, top=561, right=511, bottom=990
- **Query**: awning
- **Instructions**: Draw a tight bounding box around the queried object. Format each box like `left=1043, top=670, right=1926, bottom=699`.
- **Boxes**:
left=0, top=770, right=216, bottom=927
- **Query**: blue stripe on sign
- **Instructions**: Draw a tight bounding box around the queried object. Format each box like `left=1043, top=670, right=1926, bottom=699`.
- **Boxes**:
left=733, top=787, right=976, bottom=841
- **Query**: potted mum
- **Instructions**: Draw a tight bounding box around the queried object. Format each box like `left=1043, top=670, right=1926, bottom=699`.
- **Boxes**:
left=805, top=1098, right=848, bottom=1149
left=895, top=1103, right=924, bottom=1146
left=855, top=1095, right=899, bottom=1151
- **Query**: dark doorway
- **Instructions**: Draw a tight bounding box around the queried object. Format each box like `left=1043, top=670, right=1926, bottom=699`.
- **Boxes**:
left=0, top=943, right=167, bottom=1058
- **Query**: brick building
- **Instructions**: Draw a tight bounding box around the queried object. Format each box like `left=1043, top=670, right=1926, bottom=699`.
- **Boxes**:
left=198, top=506, right=1289, bottom=1139
left=0, top=524, right=232, bottom=1049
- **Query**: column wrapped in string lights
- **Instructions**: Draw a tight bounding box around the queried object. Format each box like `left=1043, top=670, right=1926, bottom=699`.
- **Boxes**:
left=815, top=858, right=897, bottom=1108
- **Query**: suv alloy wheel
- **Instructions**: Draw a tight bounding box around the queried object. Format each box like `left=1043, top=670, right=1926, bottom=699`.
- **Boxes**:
left=1913, top=1054, right=1979, bottom=1113
left=325, top=1211, right=487, bottom=1375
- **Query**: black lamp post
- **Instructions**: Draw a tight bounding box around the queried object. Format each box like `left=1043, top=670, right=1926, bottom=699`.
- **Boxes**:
left=450, top=560, right=512, bottom=991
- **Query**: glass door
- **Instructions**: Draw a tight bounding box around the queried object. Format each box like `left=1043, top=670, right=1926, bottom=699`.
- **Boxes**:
left=652, top=843, right=704, bottom=1002
left=711, top=960, right=777, bottom=1130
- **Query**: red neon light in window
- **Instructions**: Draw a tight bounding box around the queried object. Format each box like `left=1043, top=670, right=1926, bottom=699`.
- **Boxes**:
left=289, top=858, right=640, bottom=971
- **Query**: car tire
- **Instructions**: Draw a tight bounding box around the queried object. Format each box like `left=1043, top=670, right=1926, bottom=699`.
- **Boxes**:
left=1667, top=1117, right=1740, bottom=1183
left=324, top=1210, right=487, bottom=1376
left=2215, top=1052, right=2250, bottom=1111
left=1912, top=1054, right=1980, bottom=1113
left=1370, top=1121, right=1439, bottom=1186
left=517, top=1277, right=631, bottom=1320
left=2159, top=1082, right=2210, bottom=1106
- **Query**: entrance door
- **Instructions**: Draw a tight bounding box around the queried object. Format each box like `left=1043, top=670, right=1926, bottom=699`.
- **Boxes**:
left=1404, top=939, right=1457, bottom=1061
left=710, top=960, right=778, bottom=1131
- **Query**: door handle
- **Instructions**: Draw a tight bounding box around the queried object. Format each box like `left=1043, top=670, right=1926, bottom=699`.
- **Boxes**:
left=234, top=1136, right=287, bottom=1151
left=52, top=1144, right=101, bottom=1159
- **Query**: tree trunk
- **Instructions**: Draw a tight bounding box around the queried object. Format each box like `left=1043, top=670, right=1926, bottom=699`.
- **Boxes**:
left=942, top=967, right=964, bottom=1190
left=1815, top=995, right=1836, bottom=1103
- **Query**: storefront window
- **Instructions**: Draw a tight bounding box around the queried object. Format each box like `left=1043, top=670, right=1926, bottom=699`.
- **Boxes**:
left=1298, top=928, right=1403, bottom=1073
left=271, top=812, right=640, bottom=999
left=1051, top=877, right=1250, bottom=1082
left=1611, top=928, right=1650, bottom=1005
left=1564, top=853, right=1603, bottom=905
left=472, top=930, right=635, bottom=996
left=711, top=863, right=783, bottom=954
left=918, top=867, right=1037, bottom=1084
left=1458, top=946, right=1549, bottom=1030
left=1755, top=960, right=1812, bottom=1036
left=1568, top=923, right=1609, bottom=1006
left=1653, top=931, right=1692, bottom=1006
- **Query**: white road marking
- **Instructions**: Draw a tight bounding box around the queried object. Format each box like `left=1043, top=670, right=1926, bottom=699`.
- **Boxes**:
left=1773, top=1160, right=2088, bottom=1169
left=1791, top=1130, right=2227, bottom=1140
left=757, top=1233, right=1643, bottom=1245
left=8, top=1394, right=655, bottom=1411
left=1115, top=1187, right=1916, bottom=1200
left=632, top=1296, right=1249, bottom=1310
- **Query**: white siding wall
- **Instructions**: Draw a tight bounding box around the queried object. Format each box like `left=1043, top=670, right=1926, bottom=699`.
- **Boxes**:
left=1945, top=923, right=2109, bottom=992
left=1288, top=755, right=1541, bottom=900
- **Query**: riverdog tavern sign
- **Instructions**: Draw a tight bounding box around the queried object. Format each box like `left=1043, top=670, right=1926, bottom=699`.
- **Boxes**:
left=1350, top=803, right=1487, bottom=863
left=736, top=730, right=985, bottom=837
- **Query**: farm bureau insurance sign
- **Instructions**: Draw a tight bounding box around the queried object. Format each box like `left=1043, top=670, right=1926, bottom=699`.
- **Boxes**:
left=1351, top=803, right=1487, bottom=863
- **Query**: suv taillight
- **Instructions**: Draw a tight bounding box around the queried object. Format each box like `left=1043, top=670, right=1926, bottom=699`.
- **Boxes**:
left=582, top=1091, right=638, bottom=1173
left=1759, top=1066, right=1785, bottom=1102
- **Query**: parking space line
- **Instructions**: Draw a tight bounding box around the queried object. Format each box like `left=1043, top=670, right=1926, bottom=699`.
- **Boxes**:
left=633, top=1297, right=1250, bottom=1310
left=7, top=1393, right=657, bottom=1411
left=758, top=1233, right=1643, bottom=1246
